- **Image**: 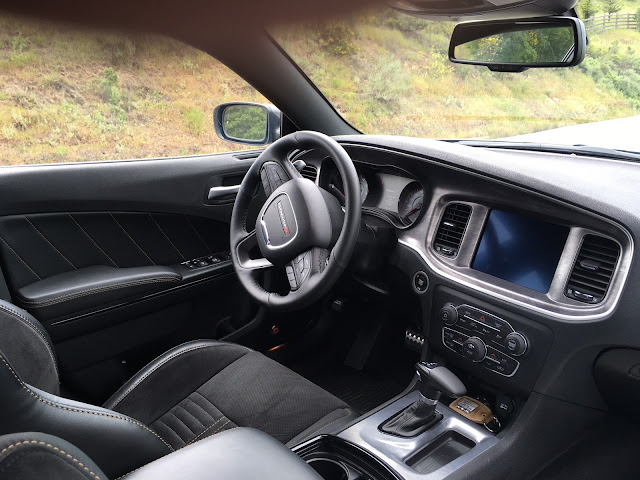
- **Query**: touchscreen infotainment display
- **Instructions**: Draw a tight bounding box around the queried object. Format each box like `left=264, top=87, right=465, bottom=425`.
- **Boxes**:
left=472, top=210, right=569, bottom=293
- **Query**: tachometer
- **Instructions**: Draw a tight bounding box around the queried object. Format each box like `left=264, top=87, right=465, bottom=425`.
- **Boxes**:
left=327, top=170, right=369, bottom=205
left=358, top=173, right=369, bottom=204
left=398, top=182, right=424, bottom=226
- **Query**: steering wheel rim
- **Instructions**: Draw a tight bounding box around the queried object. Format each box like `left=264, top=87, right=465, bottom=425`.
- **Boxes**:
left=230, top=131, right=361, bottom=311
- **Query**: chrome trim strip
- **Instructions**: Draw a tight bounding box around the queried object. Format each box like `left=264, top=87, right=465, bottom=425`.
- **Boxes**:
left=207, top=185, right=240, bottom=200
left=261, top=192, right=299, bottom=250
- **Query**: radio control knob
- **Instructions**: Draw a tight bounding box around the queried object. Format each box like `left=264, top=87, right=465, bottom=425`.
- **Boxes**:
left=505, top=332, right=528, bottom=356
left=463, top=337, right=486, bottom=362
left=439, top=304, right=458, bottom=326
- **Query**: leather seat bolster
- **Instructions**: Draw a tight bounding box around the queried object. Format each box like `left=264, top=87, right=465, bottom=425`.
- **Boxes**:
left=0, top=431, right=107, bottom=480
left=0, top=300, right=59, bottom=394
left=125, top=428, right=323, bottom=480
left=103, top=340, right=252, bottom=424
left=0, top=352, right=171, bottom=479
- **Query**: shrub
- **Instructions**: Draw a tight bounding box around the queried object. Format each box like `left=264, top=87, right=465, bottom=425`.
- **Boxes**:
left=318, top=23, right=358, bottom=56
left=183, top=107, right=205, bottom=135
left=364, top=57, right=411, bottom=110
left=100, top=67, right=121, bottom=105
left=10, top=34, right=29, bottom=52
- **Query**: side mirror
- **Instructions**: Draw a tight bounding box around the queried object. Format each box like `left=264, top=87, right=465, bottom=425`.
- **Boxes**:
left=449, top=16, right=586, bottom=72
left=213, top=102, right=281, bottom=146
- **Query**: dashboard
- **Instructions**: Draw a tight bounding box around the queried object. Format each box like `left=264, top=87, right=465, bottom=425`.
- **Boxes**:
left=293, top=136, right=638, bottom=411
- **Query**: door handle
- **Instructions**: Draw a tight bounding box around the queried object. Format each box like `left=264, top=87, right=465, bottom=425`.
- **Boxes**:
left=208, top=185, right=240, bottom=200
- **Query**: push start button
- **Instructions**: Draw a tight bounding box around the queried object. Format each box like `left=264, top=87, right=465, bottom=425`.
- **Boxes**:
left=412, top=271, right=429, bottom=294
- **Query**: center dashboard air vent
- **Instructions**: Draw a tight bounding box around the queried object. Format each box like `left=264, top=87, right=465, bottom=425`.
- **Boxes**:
left=433, top=203, right=472, bottom=258
left=300, top=165, right=318, bottom=182
left=565, top=234, right=620, bottom=304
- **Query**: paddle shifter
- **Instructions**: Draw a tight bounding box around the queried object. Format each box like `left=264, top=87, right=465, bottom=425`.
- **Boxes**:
left=381, top=362, right=466, bottom=437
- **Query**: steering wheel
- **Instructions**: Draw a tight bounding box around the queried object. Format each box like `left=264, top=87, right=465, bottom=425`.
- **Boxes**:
left=230, top=131, right=361, bottom=311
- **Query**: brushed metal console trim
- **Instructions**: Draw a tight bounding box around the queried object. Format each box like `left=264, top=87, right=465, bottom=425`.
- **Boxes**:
left=338, top=391, right=498, bottom=480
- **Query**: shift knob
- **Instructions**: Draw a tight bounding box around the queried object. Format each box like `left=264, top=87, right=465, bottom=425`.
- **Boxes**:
left=416, top=362, right=466, bottom=401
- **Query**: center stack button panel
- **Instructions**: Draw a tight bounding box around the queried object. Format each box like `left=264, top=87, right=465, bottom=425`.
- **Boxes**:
left=432, top=286, right=553, bottom=394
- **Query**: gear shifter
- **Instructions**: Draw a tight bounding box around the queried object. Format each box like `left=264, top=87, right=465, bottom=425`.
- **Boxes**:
left=380, top=362, right=466, bottom=437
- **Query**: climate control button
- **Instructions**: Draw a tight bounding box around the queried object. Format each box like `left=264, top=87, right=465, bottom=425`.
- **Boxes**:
left=462, top=337, right=486, bottom=362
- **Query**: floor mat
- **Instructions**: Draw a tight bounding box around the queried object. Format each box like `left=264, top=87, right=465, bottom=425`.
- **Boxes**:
left=306, top=366, right=406, bottom=414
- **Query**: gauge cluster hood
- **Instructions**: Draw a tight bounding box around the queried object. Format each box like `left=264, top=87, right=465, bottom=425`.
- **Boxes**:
left=388, top=0, right=579, bottom=20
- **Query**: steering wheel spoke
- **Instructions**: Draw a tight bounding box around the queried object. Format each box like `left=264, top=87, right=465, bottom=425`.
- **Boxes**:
left=284, top=247, right=329, bottom=291
left=236, top=230, right=274, bottom=270
left=260, top=161, right=295, bottom=197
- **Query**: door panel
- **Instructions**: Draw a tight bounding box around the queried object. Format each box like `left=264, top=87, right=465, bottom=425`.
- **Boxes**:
left=0, top=152, right=262, bottom=402
left=0, top=212, right=228, bottom=291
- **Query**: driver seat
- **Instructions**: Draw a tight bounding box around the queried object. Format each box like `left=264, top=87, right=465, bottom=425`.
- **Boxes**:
left=0, top=300, right=357, bottom=479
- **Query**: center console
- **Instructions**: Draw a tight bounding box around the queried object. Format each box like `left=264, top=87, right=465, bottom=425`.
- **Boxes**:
left=294, top=286, right=555, bottom=480
left=295, top=361, right=500, bottom=480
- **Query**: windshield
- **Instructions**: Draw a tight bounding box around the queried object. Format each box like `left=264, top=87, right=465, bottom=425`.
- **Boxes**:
left=273, top=6, right=640, bottom=152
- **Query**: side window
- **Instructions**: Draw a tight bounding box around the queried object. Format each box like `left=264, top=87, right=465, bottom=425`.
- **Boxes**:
left=0, top=15, right=268, bottom=165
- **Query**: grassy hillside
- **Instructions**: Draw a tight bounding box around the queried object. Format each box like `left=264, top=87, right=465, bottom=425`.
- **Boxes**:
left=0, top=11, right=639, bottom=165
left=0, top=16, right=267, bottom=165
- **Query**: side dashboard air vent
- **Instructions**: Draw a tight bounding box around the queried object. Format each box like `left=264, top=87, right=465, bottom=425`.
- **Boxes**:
left=300, top=165, right=318, bottom=182
left=565, top=235, right=620, bottom=304
left=433, top=203, right=472, bottom=258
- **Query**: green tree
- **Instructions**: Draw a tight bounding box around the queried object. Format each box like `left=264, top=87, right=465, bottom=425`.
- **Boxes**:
left=579, top=0, right=599, bottom=18
left=223, top=106, right=267, bottom=141
left=602, top=0, right=622, bottom=16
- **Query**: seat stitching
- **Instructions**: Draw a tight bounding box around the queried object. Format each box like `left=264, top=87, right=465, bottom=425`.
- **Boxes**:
left=67, top=213, right=118, bottom=267
left=109, top=344, right=249, bottom=409
left=183, top=416, right=225, bottom=445
left=0, top=440, right=101, bottom=479
left=186, top=417, right=230, bottom=446
left=0, top=355, right=173, bottom=453
left=184, top=215, right=212, bottom=254
left=0, top=304, right=59, bottom=378
left=148, top=214, right=186, bottom=260
left=18, top=277, right=179, bottom=307
left=109, top=213, right=155, bottom=265
left=188, top=425, right=241, bottom=447
left=0, top=236, right=41, bottom=280
left=24, top=217, right=76, bottom=269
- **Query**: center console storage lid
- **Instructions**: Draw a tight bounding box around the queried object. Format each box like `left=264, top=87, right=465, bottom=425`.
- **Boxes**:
left=126, top=428, right=323, bottom=480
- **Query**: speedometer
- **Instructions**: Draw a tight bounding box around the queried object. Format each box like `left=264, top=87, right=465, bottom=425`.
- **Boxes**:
left=398, top=182, right=424, bottom=226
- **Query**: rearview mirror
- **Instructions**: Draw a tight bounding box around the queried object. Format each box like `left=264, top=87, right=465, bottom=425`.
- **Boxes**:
left=213, top=102, right=281, bottom=146
left=449, top=17, right=586, bottom=72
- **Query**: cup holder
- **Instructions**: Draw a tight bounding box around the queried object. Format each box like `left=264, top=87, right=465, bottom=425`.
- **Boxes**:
left=307, top=458, right=349, bottom=480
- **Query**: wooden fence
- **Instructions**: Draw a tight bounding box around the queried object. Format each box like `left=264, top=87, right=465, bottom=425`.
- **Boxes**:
left=583, top=13, right=638, bottom=34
